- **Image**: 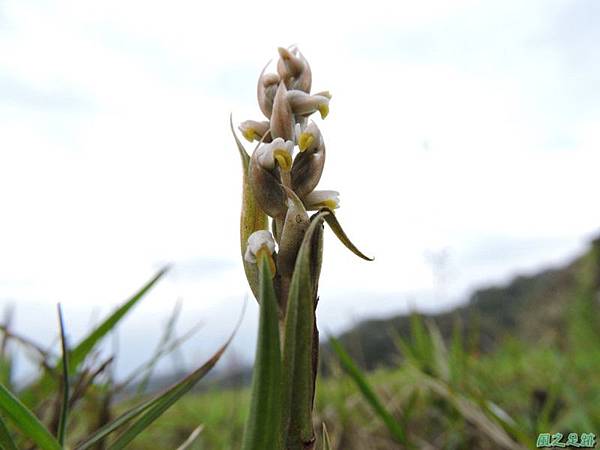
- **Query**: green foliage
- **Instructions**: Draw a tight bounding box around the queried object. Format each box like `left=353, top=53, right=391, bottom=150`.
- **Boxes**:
left=0, top=382, right=61, bottom=450
left=241, top=254, right=283, bottom=450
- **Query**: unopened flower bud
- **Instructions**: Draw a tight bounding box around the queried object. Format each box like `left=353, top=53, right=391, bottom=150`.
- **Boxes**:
left=239, top=120, right=272, bottom=143
left=286, top=90, right=330, bottom=119
left=277, top=47, right=304, bottom=79
left=270, top=82, right=295, bottom=141
left=257, top=69, right=280, bottom=118
left=277, top=47, right=312, bottom=93
left=304, top=190, right=340, bottom=210
left=244, top=230, right=277, bottom=275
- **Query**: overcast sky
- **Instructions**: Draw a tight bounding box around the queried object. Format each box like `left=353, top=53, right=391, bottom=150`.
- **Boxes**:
left=1, top=0, right=599, bottom=380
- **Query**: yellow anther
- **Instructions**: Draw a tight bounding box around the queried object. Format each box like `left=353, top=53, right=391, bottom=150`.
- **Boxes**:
left=273, top=149, right=292, bottom=171
left=242, top=128, right=258, bottom=142
left=298, top=132, right=315, bottom=152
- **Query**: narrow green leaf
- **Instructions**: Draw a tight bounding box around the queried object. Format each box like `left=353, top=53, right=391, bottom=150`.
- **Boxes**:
left=0, top=383, right=61, bottom=450
left=282, top=211, right=329, bottom=449
left=308, top=216, right=324, bottom=299
left=76, top=314, right=240, bottom=450
left=69, top=267, right=169, bottom=372
left=241, top=254, right=283, bottom=450
left=230, top=114, right=268, bottom=299
left=56, top=304, right=70, bottom=446
left=329, top=336, right=408, bottom=446
left=322, top=423, right=332, bottom=450
left=319, top=208, right=373, bottom=261
left=0, top=415, right=18, bottom=450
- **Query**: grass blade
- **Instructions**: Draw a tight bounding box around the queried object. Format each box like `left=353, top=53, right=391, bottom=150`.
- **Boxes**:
left=241, top=253, right=282, bottom=450
left=57, top=304, right=70, bottom=446
left=329, top=336, right=408, bottom=446
left=69, top=267, right=168, bottom=372
left=175, top=425, right=204, bottom=450
left=0, top=383, right=61, bottom=450
left=0, top=415, right=18, bottom=450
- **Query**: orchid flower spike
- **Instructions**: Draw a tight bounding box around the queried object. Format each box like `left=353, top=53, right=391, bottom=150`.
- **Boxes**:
left=239, top=120, right=271, bottom=143
left=286, top=90, right=330, bottom=119
left=244, top=230, right=277, bottom=275
left=304, top=190, right=340, bottom=210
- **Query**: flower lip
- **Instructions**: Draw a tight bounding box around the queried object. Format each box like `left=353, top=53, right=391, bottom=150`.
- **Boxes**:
left=304, top=190, right=340, bottom=210
left=239, top=120, right=271, bottom=143
left=296, top=121, right=321, bottom=152
left=255, top=138, right=294, bottom=170
left=286, top=90, right=331, bottom=118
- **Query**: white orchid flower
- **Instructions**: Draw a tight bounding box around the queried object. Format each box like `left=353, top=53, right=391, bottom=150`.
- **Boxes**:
left=255, top=137, right=295, bottom=171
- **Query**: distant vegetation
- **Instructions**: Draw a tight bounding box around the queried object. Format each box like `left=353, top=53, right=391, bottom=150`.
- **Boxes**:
left=328, top=238, right=596, bottom=371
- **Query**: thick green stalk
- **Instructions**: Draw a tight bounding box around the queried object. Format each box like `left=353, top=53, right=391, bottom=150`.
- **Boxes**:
left=281, top=212, right=329, bottom=450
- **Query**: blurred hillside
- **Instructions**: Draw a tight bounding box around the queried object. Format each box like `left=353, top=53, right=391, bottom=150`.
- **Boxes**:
left=326, top=235, right=600, bottom=371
